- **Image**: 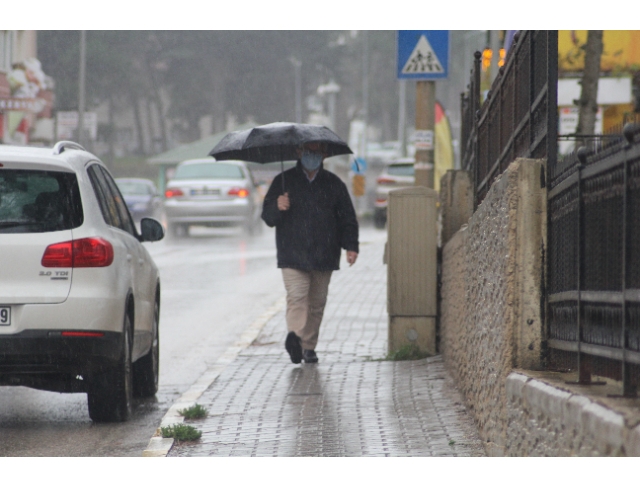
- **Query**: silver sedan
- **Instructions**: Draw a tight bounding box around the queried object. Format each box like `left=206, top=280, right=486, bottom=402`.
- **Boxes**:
left=163, top=159, right=263, bottom=237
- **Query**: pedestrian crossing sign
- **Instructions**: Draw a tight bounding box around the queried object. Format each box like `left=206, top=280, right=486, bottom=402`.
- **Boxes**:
left=397, top=31, right=449, bottom=80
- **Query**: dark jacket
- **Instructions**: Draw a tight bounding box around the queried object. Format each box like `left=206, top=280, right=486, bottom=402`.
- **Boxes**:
left=261, top=161, right=359, bottom=271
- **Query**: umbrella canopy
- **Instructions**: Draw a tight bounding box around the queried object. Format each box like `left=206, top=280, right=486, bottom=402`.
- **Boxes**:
left=209, top=122, right=352, bottom=163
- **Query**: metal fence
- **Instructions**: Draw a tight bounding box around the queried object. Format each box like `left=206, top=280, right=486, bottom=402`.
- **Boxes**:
left=547, top=122, right=640, bottom=397
left=460, top=31, right=558, bottom=207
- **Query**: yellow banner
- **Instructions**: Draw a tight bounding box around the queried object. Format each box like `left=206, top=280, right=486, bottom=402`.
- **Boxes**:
left=559, top=30, right=640, bottom=72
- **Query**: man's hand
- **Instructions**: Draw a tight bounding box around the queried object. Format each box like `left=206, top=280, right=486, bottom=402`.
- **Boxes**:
left=277, top=192, right=290, bottom=211
left=346, top=251, right=358, bottom=266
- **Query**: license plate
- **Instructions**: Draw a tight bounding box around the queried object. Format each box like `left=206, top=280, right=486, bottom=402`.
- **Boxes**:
left=0, top=306, right=10, bottom=326
left=191, top=188, right=220, bottom=196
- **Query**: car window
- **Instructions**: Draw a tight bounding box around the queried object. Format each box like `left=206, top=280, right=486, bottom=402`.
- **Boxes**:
left=99, top=167, right=137, bottom=236
left=174, top=163, right=244, bottom=180
left=0, top=169, right=83, bottom=234
left=117, top=181, right=154, bottom=195
left=88, top=164, right=123, bottom=229
left=387, top=164, right=415, bottom=177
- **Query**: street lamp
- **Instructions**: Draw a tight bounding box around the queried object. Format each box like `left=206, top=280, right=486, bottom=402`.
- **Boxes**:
left=288, top=57, right=302, bottom=123
left=317, top=80, right=340, bottom=130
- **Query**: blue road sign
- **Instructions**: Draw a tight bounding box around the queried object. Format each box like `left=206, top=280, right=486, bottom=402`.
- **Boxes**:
left=397, top=31, right=449, bottom=80
left=351, top=157, right=367, bottom=174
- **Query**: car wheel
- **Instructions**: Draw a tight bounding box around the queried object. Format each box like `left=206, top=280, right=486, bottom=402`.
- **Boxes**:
left=87, top=310, right=133, bottom=422
left=374, top=210, right=387, bottom=229
left=168, top=222, right=188, bottom=238
left=244, top=217, right=262, bottom=236
left=133, top=296, right=159, bottom=397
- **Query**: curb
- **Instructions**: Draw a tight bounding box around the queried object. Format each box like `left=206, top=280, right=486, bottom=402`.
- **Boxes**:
left=142, top=295, right=285, bottom=457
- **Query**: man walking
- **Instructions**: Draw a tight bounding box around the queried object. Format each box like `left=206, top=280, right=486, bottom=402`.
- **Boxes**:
left=261, top=142, right=359, bottom=364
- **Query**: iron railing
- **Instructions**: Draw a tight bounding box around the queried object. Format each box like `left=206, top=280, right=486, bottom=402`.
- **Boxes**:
left=547, top=122, right=640, bottom=397
left=460, top=31, right=558, bottom=207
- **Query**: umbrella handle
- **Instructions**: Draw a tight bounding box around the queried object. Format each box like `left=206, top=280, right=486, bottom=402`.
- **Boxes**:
left=281, top=159, right=285, bottom=193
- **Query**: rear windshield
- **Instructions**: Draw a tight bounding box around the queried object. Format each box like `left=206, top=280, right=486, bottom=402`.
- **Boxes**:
left=117, top=181, right=154, bottom=195
left=387, top=164, right=415, bottom=177
left=0, top=169, right=83, bottom=233
left=174, top=163, right=244, bottom=180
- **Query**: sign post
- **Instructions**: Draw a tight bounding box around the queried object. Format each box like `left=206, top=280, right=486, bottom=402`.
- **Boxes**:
left=397, top=31, right=449, bottom=189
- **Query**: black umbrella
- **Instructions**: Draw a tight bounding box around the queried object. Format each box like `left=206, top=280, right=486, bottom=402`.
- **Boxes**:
left=209, top=122, right=353, bottom=191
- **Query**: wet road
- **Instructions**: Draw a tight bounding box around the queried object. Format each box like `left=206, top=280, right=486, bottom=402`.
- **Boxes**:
left=0, top=222, right=285, bottom=456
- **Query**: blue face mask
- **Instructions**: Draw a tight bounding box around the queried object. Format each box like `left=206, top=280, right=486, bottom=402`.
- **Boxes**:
left=301, top=151, right=323, bottom=171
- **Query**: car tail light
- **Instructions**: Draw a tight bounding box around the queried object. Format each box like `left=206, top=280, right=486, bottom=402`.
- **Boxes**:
left=165, top=187, right=184, bottom=198
left=42, top=238, right=114, bottom=268
left=376, top=177, right=396, bottom=185
left=228, top=187, right=249, bottom=198
left=61, top=331, right=105, bottom=337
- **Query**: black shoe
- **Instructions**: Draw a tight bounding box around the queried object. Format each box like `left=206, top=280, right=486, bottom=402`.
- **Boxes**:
left=302, top=349, right=318, bottom=364
left=285, top=332, right=302, bottom=364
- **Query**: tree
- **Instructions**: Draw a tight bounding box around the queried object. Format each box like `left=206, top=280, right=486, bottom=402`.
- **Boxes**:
left=575, top=30, right=604, bottom=147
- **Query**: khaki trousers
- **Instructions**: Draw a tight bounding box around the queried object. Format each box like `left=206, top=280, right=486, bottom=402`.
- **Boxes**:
left=281, top=268, right=333, bottom=350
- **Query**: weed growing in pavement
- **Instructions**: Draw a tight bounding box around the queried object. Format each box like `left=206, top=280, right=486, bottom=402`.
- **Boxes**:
left=160, top=424, right=202, bottom=442
left=178, top=403, right=208, bottom=420
left=449, top=439, right=456, bottom=446
left=363, top=345, right=431, bottom=362
left=384, top=344, right=431, bottom=361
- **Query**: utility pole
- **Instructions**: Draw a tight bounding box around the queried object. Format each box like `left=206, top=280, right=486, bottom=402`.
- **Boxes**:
left=362, top=30, right=369, bottom=162
left=398, top=80, right=407, bottom=157
left=77, top=30, right=86, bottom=147
left=414, top=81, right=435, bottom=189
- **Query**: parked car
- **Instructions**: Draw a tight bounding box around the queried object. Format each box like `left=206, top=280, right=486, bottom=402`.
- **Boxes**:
left=0, top=141, right=165, bottom=422
left=163, top=158, right=262, bottom=237
left=373, top=158, right=415, bottom=229
left=115, top=177, right=162, bottom=221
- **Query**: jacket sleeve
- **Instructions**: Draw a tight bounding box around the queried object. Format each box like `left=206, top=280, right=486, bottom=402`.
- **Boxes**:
left=336, top=180, right=359, bottom=253
left=261, top=174, right=284, bottom=228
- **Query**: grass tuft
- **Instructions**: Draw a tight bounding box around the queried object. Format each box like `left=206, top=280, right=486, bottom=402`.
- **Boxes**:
left=178, top=403, right=208, bottom=420
left=160, top=424, right=202, bottom=442
left=385, top=344, right=431, bottom=361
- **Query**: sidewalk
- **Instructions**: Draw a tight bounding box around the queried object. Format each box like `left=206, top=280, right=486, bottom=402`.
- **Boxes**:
left=166, top=230, right=485, bottom=457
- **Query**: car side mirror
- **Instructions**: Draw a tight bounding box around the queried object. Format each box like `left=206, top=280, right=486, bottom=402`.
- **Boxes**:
left=140, top=217, right=165, bottom=242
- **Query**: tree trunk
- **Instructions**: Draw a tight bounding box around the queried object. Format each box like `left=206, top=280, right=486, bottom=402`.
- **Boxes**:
left=131, top=94, right=146, bottom=155
left=107, top=96, right=115, bottom=167
left=575, top=31, right=603, bottom=149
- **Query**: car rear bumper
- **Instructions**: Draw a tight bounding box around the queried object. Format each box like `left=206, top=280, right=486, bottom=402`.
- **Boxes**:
left=164, top=199, right=254, bottom=224
left=0, top=329, right=122, bottom=376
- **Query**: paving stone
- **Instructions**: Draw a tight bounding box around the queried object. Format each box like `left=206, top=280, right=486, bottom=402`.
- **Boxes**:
left=169, top=236, right=484, bottom=457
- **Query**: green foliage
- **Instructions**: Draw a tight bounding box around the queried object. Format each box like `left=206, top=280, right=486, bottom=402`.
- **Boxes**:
left=385, top=344, right=431, bottom=361
left=160, top=423, right=202, bottom=442
left=178, top=403, right=208, bottom=420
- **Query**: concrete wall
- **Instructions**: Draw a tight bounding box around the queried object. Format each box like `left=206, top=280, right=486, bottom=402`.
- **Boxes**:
left=438, top=169, right=474, bottom=247
left=440, top=159, right=546, bottom=455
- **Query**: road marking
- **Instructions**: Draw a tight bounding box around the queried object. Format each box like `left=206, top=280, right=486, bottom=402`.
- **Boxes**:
left=142, top=295, right=285, bottom=457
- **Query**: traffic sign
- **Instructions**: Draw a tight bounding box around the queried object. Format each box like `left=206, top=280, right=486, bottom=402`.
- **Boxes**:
left=351, top=157, right=367, bottom=174
left=397, top=31, right=449, bottom=80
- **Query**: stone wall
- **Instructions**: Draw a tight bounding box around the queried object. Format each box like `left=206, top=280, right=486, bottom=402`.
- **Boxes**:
left=440, top=159, right=546, bottom=455
left=506, top=372, right=640, bottom=456
left=439, top=159, right=640, bottom=456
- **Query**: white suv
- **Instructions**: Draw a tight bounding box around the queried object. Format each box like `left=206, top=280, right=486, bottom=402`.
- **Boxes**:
left=0, top=141, right=164, bottom=422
